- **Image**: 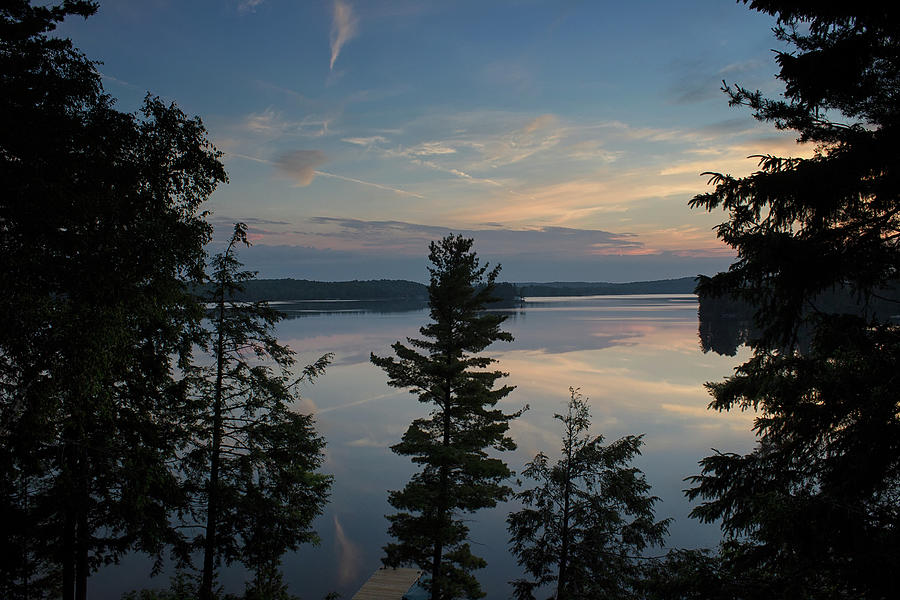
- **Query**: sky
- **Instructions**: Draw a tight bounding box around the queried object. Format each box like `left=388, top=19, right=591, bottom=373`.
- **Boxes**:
left=56, top=0, right=802, bottom=282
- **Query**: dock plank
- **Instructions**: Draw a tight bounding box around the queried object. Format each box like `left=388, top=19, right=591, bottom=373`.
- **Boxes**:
left=352, top=567, right=422, bottom=600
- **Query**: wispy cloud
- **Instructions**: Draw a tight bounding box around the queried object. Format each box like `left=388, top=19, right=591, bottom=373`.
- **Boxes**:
left=338, top=112, right=571, bottom=186
left=330, top=0, right=359, bottom=70
left=244, top=108, right=283, bottom=135
left=243, top=108, right=332, bottom=138
left=665, top=57, right=769, bottom=105
left=224, top=151, right=423, bottom=197
left=253, top=80, right=310, bottom=103
left=718, top=59, right=766, bottom=76
left=410, top=158, right=504, bottom=187
left=404, top=141, right=458, bottom=156
left=566, top=140, right=621, bottom=162
left=659, top=136, right=814, bottom=177
left=275, top=150, right=328, bottom=186
left=304, top=217, right=644, bottom=256
left=522, top=114, right=557, bottom=134
left=208, top=216, right=292, bottom=227
left=238, top=0, right=265, bottom=13
left=341, top=135, right=389, bottom=146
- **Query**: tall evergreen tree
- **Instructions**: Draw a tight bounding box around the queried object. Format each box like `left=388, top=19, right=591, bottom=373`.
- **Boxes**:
left=187, top=224, right=332, bottom=600
left=507, top=388, right=668, bottom=600
left=687, top=2, right=900, bottom=598
left=371, top=234, right=522, bottom=600
left=1, top=3, right=226, bottom=599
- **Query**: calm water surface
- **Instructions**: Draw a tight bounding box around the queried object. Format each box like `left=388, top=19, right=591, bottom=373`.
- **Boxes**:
left=96, top=295, right=753, bottom=599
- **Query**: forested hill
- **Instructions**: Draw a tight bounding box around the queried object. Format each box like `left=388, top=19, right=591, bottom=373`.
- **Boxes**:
left=214, top=277, right=699, bottom=302
left=517, top=276, right=697, bottom=297
left=213, top=278, right=429, bottom=301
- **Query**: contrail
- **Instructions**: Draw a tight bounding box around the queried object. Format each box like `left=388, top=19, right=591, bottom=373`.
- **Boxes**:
left=330, top=0, right=358, bottom=70
left=223, top=152, right=424, bottom=198
left=315, top=170, right=426, bottom=198
left=224, top=151, right=271, bottom=164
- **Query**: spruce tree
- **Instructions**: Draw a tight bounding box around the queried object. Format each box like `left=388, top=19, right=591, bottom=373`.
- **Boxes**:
left=371, top=234, right=522, bottom=600
left=187, top=224, right=332, bottom=600
left=687, top=2, right=900, bottom=597
left=507, top=388, right=668, bottom=600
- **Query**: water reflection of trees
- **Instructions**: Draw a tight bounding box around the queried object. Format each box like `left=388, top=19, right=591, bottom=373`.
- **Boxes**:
left=278, top=296, right=525, bottom=319
left=278, top=299, right=428, bottom=318
left=698, top=287, right=900, bottom=356
left=697, top=295, right=755, bottom=356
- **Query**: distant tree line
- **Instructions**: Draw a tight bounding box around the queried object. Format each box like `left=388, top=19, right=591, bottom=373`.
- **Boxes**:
left=197, top=277, right=697, bottom=304
left=201, top=278, right=429, bottom=302
left=518, top=277, right=697, bottom=298
left=205, top=278, right=523, bottom=308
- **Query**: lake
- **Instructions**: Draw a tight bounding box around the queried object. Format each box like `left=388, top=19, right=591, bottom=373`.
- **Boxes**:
left=94, top=294, right=754, bottom=599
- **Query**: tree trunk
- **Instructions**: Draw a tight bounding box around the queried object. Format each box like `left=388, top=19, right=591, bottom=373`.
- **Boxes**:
left=75, top=501, right=88, bottom=600
left=74, top=436, right=90, bottom=600
left=63, top=503, right=75, bottom=600
left=431, top=383, right=453, bottom=600
left=557, top=482, right=571, bottom=600
left=557, top=425, right=574, bottom=600
left=62, top=420, right=81, bottom=600
left=22, top=477, right=31, bottom=600
left=200, top=403, right=222, bottom=600
left=431, top=521, right=444, bottom=600
left=201, top=285, right=228, bottom=600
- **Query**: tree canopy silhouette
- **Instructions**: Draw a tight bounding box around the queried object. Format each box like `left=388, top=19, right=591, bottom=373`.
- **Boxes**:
left=187, top=224, right=332, bottom=600
left=507, top=388, right=668, bottom=600
left=0, top=3, right=226, bottom=599
left=687, top=2, right=900, bottom=597
left=371, top=235, right=523, bottom=600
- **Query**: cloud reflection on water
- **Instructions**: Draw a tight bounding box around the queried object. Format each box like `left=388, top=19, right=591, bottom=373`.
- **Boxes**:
left=270, top=295, right=754, bottom=599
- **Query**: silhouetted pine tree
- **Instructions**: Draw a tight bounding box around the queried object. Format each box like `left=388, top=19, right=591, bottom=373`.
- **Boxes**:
left=371, top=234, right=523, bottom=600
left=507, top=388, right=668, bottom=600
left=0, top=3, right=226, bottom=599
left=687, top=2, right=900, bottom=598
left=186, top=224, right=332, bottom=600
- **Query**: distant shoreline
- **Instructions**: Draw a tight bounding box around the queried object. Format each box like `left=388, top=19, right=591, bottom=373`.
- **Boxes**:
left=209, top=276, right=699, bottom=302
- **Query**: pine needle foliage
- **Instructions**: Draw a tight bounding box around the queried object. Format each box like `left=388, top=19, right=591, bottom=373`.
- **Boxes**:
left=186, top=224, right=332, bottom=600
left=687, top=2, right=900, bottom=598
left=371, top=234, right=523, bottom=600
left=507, top=388, right=668, bottom=600
left=1, top=3, right=225, bottom=598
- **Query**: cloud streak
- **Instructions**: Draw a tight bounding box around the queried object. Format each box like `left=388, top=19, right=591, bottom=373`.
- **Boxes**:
left=330, top=0, right=358, bottom=70
left=341, top=135, right=388, bottom=146
left=243, top=108, right=331, bottom=138
left=313, top=170, right=425, bottom=198
left=224, top=151, right=423, bottom=197
left=305, top=217, right=644, bottom=256
left=238, top=0, right=265, bottom=13
left=522, top=114, right=557, bottom=134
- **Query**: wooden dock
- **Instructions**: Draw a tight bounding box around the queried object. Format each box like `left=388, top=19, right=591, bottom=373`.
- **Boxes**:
left=351, top=567, right=422, bottom=600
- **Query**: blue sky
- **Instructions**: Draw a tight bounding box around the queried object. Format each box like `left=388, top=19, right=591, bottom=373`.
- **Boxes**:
left=58, top=0, right=801, bottom=281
